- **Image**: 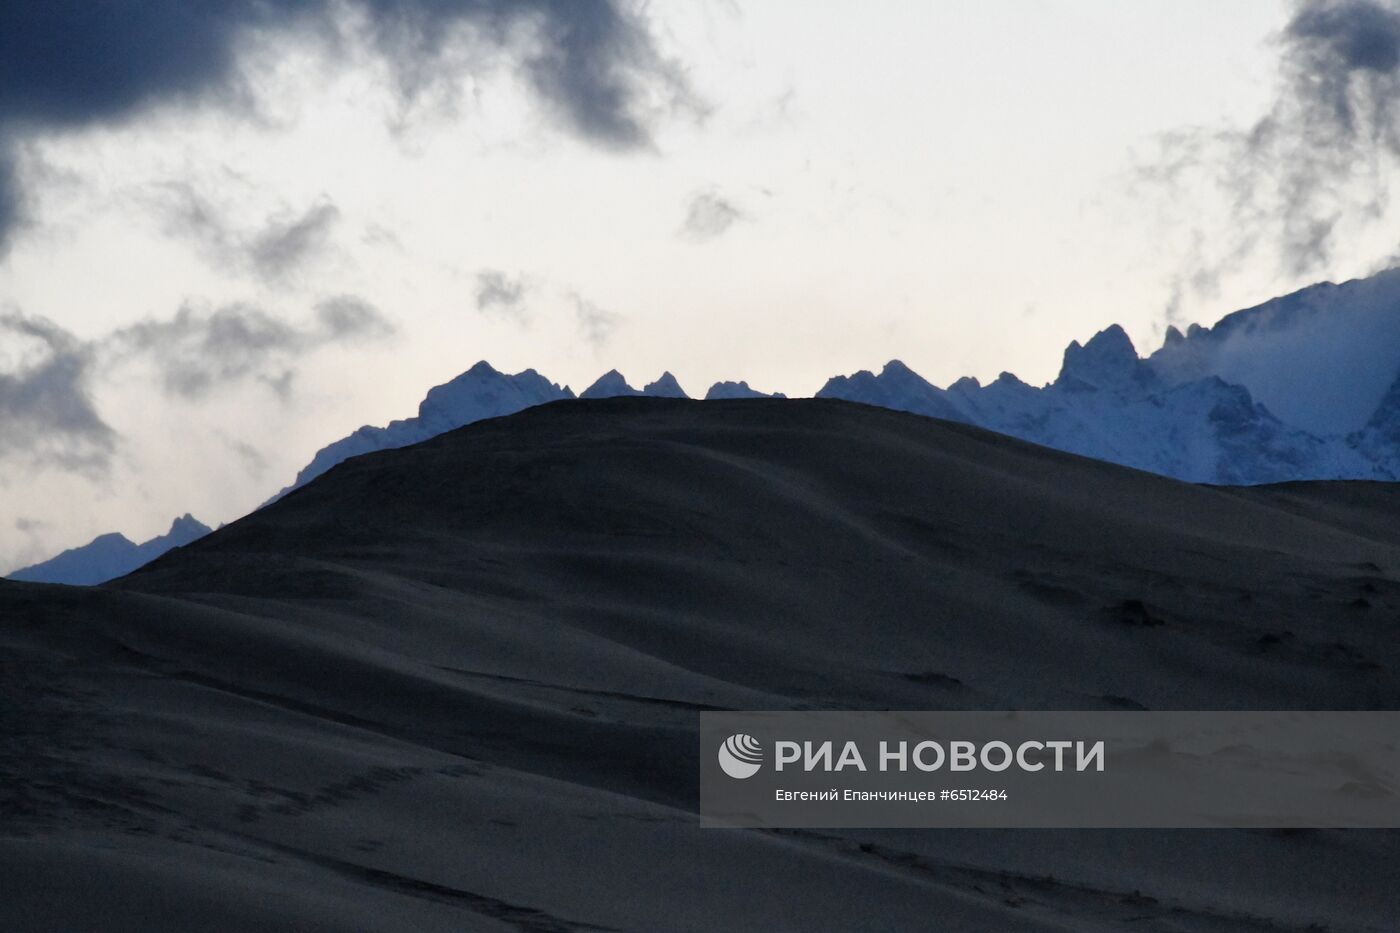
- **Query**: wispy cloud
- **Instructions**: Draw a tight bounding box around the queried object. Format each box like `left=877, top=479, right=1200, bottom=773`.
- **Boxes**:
left=1139, top=0, right=1400, bottom=310
left=475, top=269, right=531, bottom=323
left=108, top=296, right=394, bottom=401
left=573, top=294, right=621, bottom=348
left=248, top=201, right=342, bottom=279
left=680, top=190, right=747, bottom=242
left=147, top=183, right=341, bottom=281
left=221, top=433, right=269, bottom=478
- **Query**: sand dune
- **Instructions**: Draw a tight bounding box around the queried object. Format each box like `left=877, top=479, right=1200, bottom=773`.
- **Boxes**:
left=2, top=398, right=1398, bottom=930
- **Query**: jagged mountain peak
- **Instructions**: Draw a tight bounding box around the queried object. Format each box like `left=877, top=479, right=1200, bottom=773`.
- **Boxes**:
left=1057, top=324, right=1148, bottom=392
left=463, top=359, right=500, bottom=377
left=580, top=370, right=642, bottom=399
left=92, top=532, right=137, bottom=548
left=643, top=372, right=688, bottom=398
left=818, top=363, right=961, bottom=420
left=880, top=359, right=921, bottom=378
left=168, top=514, right=209, bottom=538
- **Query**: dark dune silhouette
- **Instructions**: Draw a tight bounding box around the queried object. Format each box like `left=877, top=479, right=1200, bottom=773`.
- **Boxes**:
left=2, top=398, right=1398, bottom=931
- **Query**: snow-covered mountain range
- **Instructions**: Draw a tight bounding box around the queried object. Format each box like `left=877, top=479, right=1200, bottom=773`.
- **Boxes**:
left=271, top=367, right=784, bottom=502
left=820, top=271, right=1400, bottom=485
left=273, top=362, right=577, bottom=497
left=12, top=269, right=1400, bottom=585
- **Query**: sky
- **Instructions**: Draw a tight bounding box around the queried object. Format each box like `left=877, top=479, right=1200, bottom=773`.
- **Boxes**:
left=5, top=0, right=1400, bottom=572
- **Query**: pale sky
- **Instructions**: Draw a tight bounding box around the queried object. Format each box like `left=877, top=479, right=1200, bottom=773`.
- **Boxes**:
left=4, top=0, right=1399, bottom=572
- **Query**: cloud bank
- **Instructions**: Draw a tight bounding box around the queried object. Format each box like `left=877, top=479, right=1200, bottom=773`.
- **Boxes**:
left=0, top=0, right=695, bottom=253
left=0, top=297, right=393, bottom=470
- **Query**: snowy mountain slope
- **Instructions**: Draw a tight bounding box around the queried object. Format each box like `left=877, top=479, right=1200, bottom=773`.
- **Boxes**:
left=818, top=268, right=1400, bottom=485
left=1146, top=268, right=1400, bottom=434
left=1354, top=369, right=1400, bottom=462
left=8, top=514, right=211, bottom=586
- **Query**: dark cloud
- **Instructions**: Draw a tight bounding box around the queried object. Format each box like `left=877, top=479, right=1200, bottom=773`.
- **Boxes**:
left=475, top=269, right=529, bottom=321
left=680, top=190, right=746, bottom=242
left=0, top=152, right=21, bottom=247
left=108, top=296, right=393, bottom=400
left=152, top=183, right=341, bottom=280
left=0, top=311, right=114, bottom=471
left=1141, top=0, right=1400, bottom=309
left=520, top=0, right=698, bottom=148
left=0, top=0, right=694, bottom=252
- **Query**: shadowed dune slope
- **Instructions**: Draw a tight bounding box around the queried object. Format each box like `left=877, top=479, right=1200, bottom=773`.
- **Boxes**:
left=2, top=398, right=1398, bottom=931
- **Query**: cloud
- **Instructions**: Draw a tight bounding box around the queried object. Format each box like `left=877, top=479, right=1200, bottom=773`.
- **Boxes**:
left=680, top=190, right=746, bottom=242
left=151, top=183, right=342, bottom=280
left=0, top=151, right=20, bottom=247
left=519, top=1, right=701, bottom=148
left=315, top=294, right=394, bottom=340
left=108, top=296, right=394, bottom=400
left=1140, top=0, right=1400, bottom=307
left=474, top=269, right=530, bottom=322
left=1248, top=0, right=1400, bottom=271
left=0, top=311, right=114, bottom=471
left=572, top=294, right=620, bottom=348
left=220, top=433, right=269, bottom=477
left=0, top=0, right=696, bottom=253
left=248, top=201, right=342, bottom=279
left=0, top=294, right=392, bottom=479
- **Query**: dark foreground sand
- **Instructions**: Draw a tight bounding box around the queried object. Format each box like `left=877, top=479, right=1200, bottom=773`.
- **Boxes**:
left=2, top=398, right=1398, bottom=931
